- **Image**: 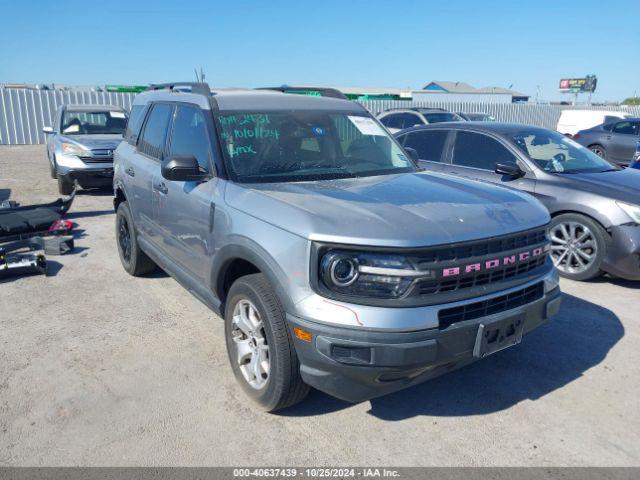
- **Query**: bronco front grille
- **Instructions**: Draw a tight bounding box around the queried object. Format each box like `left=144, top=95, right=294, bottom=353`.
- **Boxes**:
left=438, top=282, right=544, bottom=329
left=404, top=227, right=549, bottom=300
left=418, top=255, right=546, bottom=295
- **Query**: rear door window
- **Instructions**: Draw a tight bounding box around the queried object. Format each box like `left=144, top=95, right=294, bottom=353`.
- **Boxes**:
left=399, top=113, right=423, bottom=129
left=452, top=131, right=518, bottom=170
left=403, top=130, right=449, bottom=162
left=138, top=103, right=173, bottom=160
left=380, top=114, right=403, bottom=129
left=125, top=105, right=146, bottom=144
left=612, top=121, right=639, bottom=135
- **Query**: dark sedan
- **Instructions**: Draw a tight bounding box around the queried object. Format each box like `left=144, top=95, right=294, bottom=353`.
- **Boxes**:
left=396, top=122, right=640, bottom=281
left=573, top=117, right=640, bottom=166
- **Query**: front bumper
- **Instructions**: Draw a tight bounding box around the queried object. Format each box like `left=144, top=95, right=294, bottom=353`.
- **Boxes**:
left=602, top=224, right=640, bottom=281
left=287, top=282, right=561, bottom=403
left=59, top=168, right=113, bottom=187
left=55, top=153, right=113, bottom=186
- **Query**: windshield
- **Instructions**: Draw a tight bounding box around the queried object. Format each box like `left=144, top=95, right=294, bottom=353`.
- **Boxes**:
left=215, top=111, right=416, bottom=183
left=511, top=129, right=620, bottom=174
left=424, top=112, right=462, bottom=123
left=62, top=110, right=127, bottom=135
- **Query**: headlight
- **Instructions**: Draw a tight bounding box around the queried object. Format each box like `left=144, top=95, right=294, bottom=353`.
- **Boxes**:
left=61, top=142, right=91, bottom=157
left=616, top=201, right=640, bottom=224
left=319, top=250, right=434, bottom=299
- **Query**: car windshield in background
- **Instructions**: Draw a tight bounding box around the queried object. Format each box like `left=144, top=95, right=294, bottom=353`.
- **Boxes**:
left=61, top=110, right=127, bottom=135
left=215, top=111, right=416, bottom=183
left=424, top=112, right=462, bottom=123
left=511, top=130, right=620, bottom=174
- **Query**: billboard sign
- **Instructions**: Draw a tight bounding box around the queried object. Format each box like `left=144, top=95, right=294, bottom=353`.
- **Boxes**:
left=559, top=75, right=597, bottom=93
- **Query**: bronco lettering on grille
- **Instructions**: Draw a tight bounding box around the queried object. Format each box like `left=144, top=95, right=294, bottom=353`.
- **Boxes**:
left=442, top=247, right=546, bottom=277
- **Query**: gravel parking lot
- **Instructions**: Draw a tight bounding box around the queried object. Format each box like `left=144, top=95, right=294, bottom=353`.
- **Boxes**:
left=1, top=145, right=639, bottom=467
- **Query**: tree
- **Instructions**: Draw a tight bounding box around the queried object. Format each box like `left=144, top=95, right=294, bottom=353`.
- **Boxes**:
left=622, top=97, right=640, bottom=105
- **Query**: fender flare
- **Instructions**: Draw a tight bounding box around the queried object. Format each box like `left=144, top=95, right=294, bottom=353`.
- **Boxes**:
left=211, top=238, right=296, bottom=314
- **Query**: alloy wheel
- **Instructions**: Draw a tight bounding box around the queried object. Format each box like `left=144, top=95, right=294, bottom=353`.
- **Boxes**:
left=550, top=221, right=598, bottom=275
left=590, top=146, right=605, bottom=158
left=231, top=299, right=270, bottom=390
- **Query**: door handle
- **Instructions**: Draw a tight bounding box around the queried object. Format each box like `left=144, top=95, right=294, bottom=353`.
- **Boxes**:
left=154, top=182, right=168, bottom=195
left=606, top=135, right=612, bottom=140
left=125, top=167, right=135, bottom=177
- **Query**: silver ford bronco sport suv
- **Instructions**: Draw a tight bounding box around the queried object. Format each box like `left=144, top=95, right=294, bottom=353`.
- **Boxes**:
left=113, top=82, right=561, bottom=411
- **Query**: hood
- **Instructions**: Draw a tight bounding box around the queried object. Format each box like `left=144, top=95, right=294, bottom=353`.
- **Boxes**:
left=59, top=134, right=124, bottom=151
left=556, top=168, right=640, bottom=204
left=225, top=172, right=550, bottom=248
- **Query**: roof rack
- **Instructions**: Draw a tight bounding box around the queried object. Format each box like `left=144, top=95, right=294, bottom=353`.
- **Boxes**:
left=147, top=82, right=211, bottom=95
left=258, top=86, right=348, bottom=100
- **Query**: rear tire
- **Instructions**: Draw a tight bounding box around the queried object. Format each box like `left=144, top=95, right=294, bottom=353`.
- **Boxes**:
left=224, top=273, right=309, bottom=412
left=57, top=176, right=74, bottom=195
left=115, top=201, right=157, bottom=276
left=589, top=144, right=607, bottom=159
left=549, top=213, right=608, bottom=281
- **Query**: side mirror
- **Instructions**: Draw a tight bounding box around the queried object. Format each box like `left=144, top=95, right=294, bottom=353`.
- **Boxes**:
left=495, top=163, right=524, bottom=178
left=42, top=126, right=54, bottom=134
left=161, top=156, right=205, bottom=181
left=404, top=147, right=419, bottom=162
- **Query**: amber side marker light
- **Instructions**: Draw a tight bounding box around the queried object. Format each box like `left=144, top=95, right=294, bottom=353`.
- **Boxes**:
left=293, top=327, right=313, bottom=343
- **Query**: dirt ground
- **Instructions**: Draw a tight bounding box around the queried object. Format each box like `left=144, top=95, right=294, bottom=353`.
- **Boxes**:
left=1, top=145, right=639, bottom=466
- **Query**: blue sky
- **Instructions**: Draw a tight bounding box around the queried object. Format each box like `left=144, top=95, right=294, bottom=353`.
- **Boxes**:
left=1, top=0, right=638, bottom=102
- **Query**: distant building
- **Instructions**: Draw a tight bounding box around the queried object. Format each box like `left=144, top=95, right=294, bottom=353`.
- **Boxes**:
left=414, top=81, right=529, bottom=103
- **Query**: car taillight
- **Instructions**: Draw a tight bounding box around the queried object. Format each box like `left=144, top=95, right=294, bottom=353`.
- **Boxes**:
left=49, top=219, right=74, bottom=234
left=573, top=133, right=581, bottom=139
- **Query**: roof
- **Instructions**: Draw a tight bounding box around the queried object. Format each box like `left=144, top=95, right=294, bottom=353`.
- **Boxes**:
left=402, top=122, right=548, bottom=135
left=133, top=87, right=364, bottom=112
left=216, top=89, right=362, bottom=111
left=421, top=81, right=529, bottom=98
left=63, top=104, right=126, bottom=111
left=479, top=86, right=528, bottom=97
left=423, top=81, right=480, bottom=93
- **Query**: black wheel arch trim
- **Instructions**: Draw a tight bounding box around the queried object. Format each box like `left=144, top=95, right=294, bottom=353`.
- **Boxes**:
left=211, top=241, right=296, bottom=315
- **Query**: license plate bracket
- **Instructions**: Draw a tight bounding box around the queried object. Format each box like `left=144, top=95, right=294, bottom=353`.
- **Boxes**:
left=473, top=314, right=525, bottom=359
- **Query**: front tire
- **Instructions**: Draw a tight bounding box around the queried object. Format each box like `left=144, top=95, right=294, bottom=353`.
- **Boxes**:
left=549, top=213, right=608, bottom=281
left=224, top=273, right=309, bottom=412
left=115, top=201, right=157, bottom=276
left=50, top=156, right=58, bottom=179
left=57, top=175, right=74, bottom=195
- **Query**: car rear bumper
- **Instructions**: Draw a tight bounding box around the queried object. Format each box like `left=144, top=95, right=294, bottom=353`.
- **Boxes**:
left=602, top=224, right=640, bottom=280
left=287, top=283, right=562, bottom=403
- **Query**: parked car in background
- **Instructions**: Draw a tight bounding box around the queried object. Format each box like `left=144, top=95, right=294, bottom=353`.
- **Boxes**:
left=396, top=122, right=640, bottom=282
left=556, top=109, right=632, bottom=137
left=377, top=108, right=463, bottom=133
left=43, top=104, right=128, bottom=194
left=457, top=112, right=496, bottom=122
left=631, top=140, right=640, bottom=169
left=574, top=118, right=640, bottom=166
left=113, top=83, right=560, bottom=411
